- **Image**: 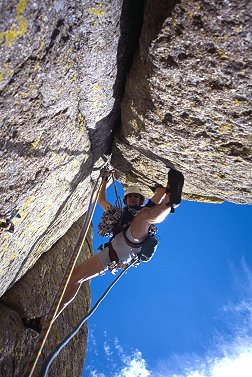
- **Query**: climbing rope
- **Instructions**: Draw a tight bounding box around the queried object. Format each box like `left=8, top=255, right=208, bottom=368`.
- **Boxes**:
left=23, top=164, right=110, bottom=377
left=39, top=258, right=139, bottom=377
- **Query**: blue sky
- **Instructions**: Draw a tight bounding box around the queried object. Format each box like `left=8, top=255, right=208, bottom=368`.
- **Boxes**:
left=84, top=181, right=252, bottom=377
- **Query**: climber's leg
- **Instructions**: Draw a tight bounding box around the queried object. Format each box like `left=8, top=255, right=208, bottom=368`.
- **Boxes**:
left=130, top=194, right=172, bottom=240
left=54, top=254, right=105, bottom=320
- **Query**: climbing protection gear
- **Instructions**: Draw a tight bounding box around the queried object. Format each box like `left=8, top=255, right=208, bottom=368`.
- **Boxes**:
left=166, top=169, right=184, bottom=213
left=111, top=171, right=123, bottom=209
left=98, top=205, right=122, bottom=237
left=23, top=159, right=110, bottom=377
left=39, top=258, right=139, bottom=377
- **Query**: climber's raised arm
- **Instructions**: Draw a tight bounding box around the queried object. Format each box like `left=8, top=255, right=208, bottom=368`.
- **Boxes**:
left=150, top=186, right=166, bottom=204
left=98, top=170, right=112, bottom=212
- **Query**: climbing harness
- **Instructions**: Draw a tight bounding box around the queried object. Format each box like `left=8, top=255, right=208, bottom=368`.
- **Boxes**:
left=98, top=178, right=160, bottom=271
left=23, top=161, right=110, bottom=377
left=123, top=227, right=145, bottom=248
left=39, top=258, right=139, bottom=377
left=106, top=240, right=132, bottom=274
left=122, top=225, right=159, bottom=263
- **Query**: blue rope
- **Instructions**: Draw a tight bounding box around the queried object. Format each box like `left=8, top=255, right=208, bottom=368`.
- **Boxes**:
left=39, top=259, right=137, bottom=377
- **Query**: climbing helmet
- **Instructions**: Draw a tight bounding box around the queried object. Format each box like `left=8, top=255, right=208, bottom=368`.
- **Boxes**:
left=124, top=186, right=145, bottom=204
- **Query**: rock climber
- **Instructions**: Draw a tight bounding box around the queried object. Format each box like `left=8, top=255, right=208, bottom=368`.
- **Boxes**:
left=23, top=168, right=184, bottom=331
left=55, top=168, right=184, bottom=319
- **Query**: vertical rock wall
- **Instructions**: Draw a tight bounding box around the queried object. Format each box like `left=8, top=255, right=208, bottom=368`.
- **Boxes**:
left=0, top=0, right=144, bottom=295
left=0, top=0, right=121, bottom=295
left=0, top=2, right=145, bottom=375
left=0, top=215, right=92, bottom=377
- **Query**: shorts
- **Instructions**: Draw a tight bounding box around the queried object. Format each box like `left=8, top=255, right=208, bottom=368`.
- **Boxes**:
left=97, top=227, right=145, bottom=268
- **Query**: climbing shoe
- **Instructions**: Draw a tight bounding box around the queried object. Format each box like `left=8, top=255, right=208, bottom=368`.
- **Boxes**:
left=166, top=169, right=184, bottom=212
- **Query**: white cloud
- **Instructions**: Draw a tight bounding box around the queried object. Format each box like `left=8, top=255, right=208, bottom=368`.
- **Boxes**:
left=87, top=334, right=150, bottom=377
left=170, top=347, right=252, bottom=377
left=88, top=327, right=98, bottom=356
left=89, top=370, right=105, bottom=377
left=152, top=340, right=252, bottom=377
left=87, top=303, right=252, bottom=377
left=114, top=336, right=125, bottom=358
left=152, top=262, right=252, bottom=377
left=87, top=261, right=252, bottom=377
left=115, top=351, right=150, bottom=377
left=104, top=340, right=113, bottom=359
left=88, top=312, right=252, bottom=377
left=241, top=258, right=252, bottom=291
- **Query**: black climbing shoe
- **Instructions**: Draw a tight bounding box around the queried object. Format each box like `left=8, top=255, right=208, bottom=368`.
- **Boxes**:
left=166, top=169, right=184, bottom=212
left=22, top=317, right=43, bottom=333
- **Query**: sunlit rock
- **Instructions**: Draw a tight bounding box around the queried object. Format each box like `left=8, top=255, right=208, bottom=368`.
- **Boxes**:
left=0, top=0, right=132, bottom=294
left=113, top=0, right=252, bottom=204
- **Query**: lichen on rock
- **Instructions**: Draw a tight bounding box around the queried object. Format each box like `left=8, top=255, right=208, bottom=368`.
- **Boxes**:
left=0, top=0, right=133, bottom=295
left=0, top=0, right=252, bottom=375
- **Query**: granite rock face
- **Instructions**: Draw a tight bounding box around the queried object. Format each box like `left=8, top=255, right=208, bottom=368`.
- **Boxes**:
left=0, top=216, right=92, bottom=377
left=113, top=0, right=252, bottom=204
left=0, top=0, right=143, bottom=295
left=0, top=0, right=252, bottom=376
left=0, top=1, right=144, bottom=375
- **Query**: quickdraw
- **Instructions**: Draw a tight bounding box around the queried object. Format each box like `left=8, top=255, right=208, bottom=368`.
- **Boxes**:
left=98, top=205, right=122, bottom=237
